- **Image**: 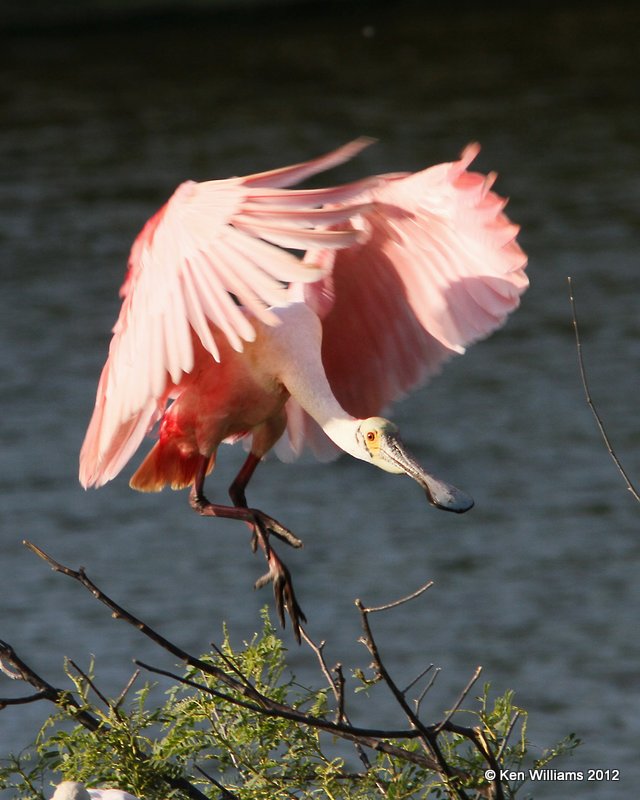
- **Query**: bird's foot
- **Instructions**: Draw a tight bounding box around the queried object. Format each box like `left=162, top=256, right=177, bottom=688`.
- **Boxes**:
left=255, top=549, right=307, bottom=643
left=250, top=508, right=303, bottom=549
left=189, top=490, right=303, bottom=549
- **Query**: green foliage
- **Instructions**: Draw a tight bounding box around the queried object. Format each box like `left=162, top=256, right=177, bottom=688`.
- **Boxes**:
left=0, top=610, right=579, bottom=800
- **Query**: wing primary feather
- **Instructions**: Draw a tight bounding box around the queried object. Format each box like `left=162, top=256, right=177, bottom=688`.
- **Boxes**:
left=225, top=227, right=322, bottom=283
left=186, top=253, right=251, bottom=353
left=150, top=311, right=166, bottom=403
left=210, top=235, right=285, bottom=323
left=232, top=218, right=363, bottom=251
left=241, top=177, right=378, bottom=208
left=241, top=137, right=375, bottom=189
left=216, top=238, right=291, bottom=306
left=233, top=201, right=372, bottom=227
left=180, top=259, right=224, bottom=358
left=186, top=247, right=256, bottom=348
left=161, top=287, right=181, bottom=385
left=162, top=275, right=193, bottom=385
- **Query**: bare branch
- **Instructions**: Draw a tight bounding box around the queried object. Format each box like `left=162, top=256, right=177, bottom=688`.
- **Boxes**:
left=568, top=276, right=640, bottom=503
left=355, top=586, right=504, bottom=800
left=355, top=599, right=469, bottom=799
left=68, top=659, right=110, bottom=709
left=413, top=666, right=441, bottom=716
left=300, top=629, right=385, bottom=791
left=333, top=663, right=346, bottom=725
left=0, top=655, right=24, bottom=681
left=404, top=662, right=437, bottom=695
left=358, top=580, right=434, bottom=614
left=23, top=540, right=254, bottom=698
left=433, top=665, right=483, bottom=733
left=496, top=711, right=522, bottom=762
left=0, top=638, right=101, bottom=732
left=0, top=691, right=49, bottom=707
left=194, top=765, right=239, bottom=800
left=113, top=670, right=141, bottom=713
left=300, top=629, right=336, bottom=696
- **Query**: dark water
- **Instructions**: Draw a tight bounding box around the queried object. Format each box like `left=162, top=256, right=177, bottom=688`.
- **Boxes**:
left=1, top=3, right=639, bottom=798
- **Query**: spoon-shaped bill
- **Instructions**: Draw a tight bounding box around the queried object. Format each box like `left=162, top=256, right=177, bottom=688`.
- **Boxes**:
left=379, top=433, right=474, bottom=514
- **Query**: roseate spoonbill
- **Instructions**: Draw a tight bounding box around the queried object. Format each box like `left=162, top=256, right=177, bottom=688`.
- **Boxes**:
left=79, top=138, right=528, bottom=639
left=51, top=781, right=140, bottom=800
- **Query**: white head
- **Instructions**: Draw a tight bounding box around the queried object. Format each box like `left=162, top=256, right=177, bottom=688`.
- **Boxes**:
left=51, top=782, right=140, bottom=800
left=51, top=783, right=91, bottom=800
left=353, top=416, right=474, bottom=513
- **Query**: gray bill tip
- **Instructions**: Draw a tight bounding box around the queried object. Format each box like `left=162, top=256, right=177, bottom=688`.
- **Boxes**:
left=380, top=432, right=474, bottom=514
left=422, top=476, right=475, bottom=514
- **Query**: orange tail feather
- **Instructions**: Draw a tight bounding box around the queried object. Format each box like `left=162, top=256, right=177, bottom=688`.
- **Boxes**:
left=129, top=440, right=212, bottom=492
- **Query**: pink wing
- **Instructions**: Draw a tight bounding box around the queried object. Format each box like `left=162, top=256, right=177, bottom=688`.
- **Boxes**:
left=79, top=140, right=375, bottom=488
left=279, top=144, right=528, bottom=459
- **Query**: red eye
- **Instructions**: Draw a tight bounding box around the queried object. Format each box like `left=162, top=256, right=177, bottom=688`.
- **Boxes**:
left=366, top=431, right=376, bottom=442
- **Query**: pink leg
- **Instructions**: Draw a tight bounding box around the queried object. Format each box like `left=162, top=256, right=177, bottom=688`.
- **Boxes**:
left=190, top=454, right=306, bottom=641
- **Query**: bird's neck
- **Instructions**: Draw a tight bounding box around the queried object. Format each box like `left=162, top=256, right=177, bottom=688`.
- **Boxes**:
left=322, top=416, right=363, bottom=459
left=284, top=353, right=361, bottom=457
left=267, top=305, right=363, bottom=459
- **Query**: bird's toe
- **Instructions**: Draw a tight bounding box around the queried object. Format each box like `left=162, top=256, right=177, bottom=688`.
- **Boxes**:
left=251, top=508, right=303, bottom=549
left=254, top=551, right=306, bottom=643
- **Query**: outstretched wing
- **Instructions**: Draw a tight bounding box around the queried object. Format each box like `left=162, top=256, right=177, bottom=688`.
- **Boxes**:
left=80, top=140, right=375, bottom=488
left=279, top=144, right=528, bottom=460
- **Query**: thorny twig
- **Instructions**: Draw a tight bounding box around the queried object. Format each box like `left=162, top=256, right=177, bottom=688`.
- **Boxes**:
left=496, top=711, right=522, bottom=762
left=568, top=276, right=640, bottom=503
left=113, top=669, right=141, bottom=713
left=413, top=665, right=442, bottom=716
left=68, top=659, right=111, bottom=710
left=193, top=765, right=238, bottom=800
left=434, top=665, right=483, bottom=733
left=404, top=661, right=437, bottom=696
left=363, top=580, right=434, bottom=614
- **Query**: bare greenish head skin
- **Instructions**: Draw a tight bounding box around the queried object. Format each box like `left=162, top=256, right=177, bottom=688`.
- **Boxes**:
left=356, top=417, right=474, bottom=514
